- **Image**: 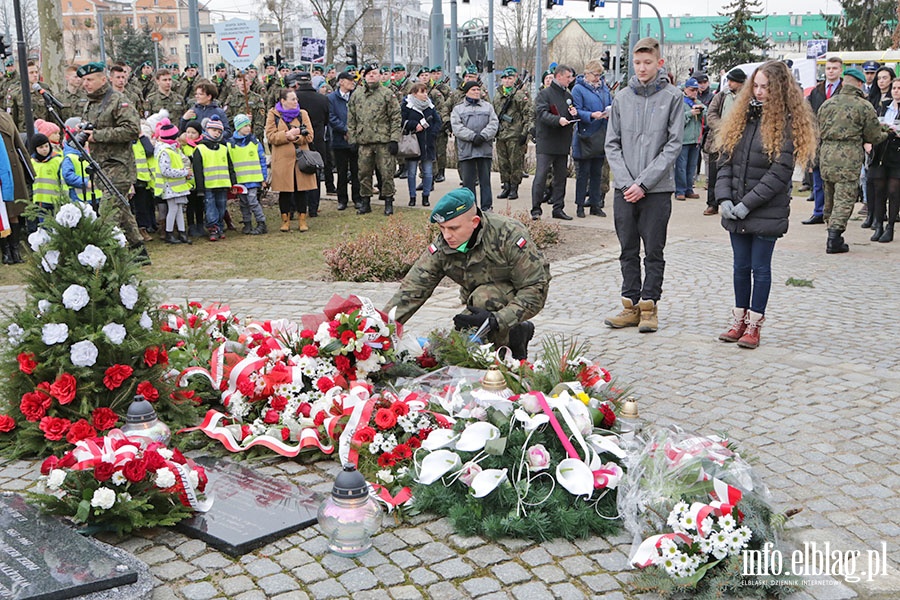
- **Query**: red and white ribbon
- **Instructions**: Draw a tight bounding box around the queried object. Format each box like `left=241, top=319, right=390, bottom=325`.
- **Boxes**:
left=71, top=429, right=139, bottom=470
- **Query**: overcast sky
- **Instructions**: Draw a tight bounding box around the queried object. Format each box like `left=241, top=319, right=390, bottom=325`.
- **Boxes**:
left=204, top=0, right=839, bottom=23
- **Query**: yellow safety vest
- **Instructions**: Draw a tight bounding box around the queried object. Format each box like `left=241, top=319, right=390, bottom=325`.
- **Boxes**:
left=182, top=144, right=196, bottom=189
left=68, top=155, right=103, bottom=203
left=31, top=155, right=64, bottom=205
left=152, top=147, right=192, bottom=197
left=133, top=140, right=155, bottom=185
left=227, top=140, right=263, bottom=184
left=195, top=143, right=231, bottom=189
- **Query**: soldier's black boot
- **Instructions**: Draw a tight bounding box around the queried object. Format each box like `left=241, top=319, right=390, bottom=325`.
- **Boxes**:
left=337, top=199, right=348, bottom=211
left=357, top=197, right=372, bottom=215
left=497, top=184, right=509, bottom=199
left=507, top=184, right=519, bottom=200
left=508, top=321, right=535, bottom=360
left=1, top=237, right=11, bottom=265
left=870, top=221, right=884, bottom=242
left=826, top=229, right=849, bottom=254
left=9, top=223, right=23, bottom=264
left=879, top=221, right=895, bottom=243
left=383, top=197, right=394, bottom=216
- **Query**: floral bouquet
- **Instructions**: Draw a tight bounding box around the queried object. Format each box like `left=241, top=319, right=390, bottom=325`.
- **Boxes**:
left=30, top=429, right=209, bottom=535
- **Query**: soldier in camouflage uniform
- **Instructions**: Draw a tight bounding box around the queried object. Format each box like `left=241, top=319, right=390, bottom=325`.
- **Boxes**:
left=347, top=64, right=401, bottom=216
left=129, top=61, right=156, bottom=103
left=144, top=68, right=187, bottom=119
left=6, top=61, right=50, bottom=131
left=178, top=63, right=200, bottom=103
left=0, top=59, right=17, bottom=102
left=266, top=63, right=293, bottom=110
left=386, top=188, right=549, bottom=359
left=109, top=64, right=144, bottom=118
left=78, top=62, right=146, bottom=257
left=492, top=67, right=531, bottom=200
left=247, top=65, right=265, bottom=96
left=430, top=66, right=451, bottom=181
left=263, top=60, right=278, bottom=91
left=212, top=63, right=232, bottom=102
left=818, top=67, right=888, bottom=254
left=390, top=65, right=412, bottom=101
left=60, top=65, right=87, bottom=122
left=224, top=73, right=266, bottom=142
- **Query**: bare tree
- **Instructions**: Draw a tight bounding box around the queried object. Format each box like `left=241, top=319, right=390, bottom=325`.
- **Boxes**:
left=266, top=0, right=374, bottom=65
left=664, top=45, right=696, bottom=83
left=0, top=0, right=40, bottom=55
left=264, top=0, right=293, bottom=60
left=494, top=0, right=538, bottom=75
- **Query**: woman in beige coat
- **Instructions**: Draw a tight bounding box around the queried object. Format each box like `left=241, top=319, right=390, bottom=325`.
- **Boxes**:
left=265, top=88, right=316, bottom=232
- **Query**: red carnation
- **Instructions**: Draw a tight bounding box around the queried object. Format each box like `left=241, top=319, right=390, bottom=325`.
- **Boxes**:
left=136, top=381, right=159, bottom=401
left=103, top=364, right=133, bottom=390
left=188, top=301, right=202, bottom=308
left=40, top=455, right=59, bottom=476
left=143, top=346, right=159, bottom=367
left=195, top=465, right=208, bottom=492
left=267, top=363, right=292, bottom=385
left=93, top=462, right=115, bottom=482
left=20, top=391, right=51, bottom=422
left=599, top=404, right=616, bottom=428
left=354, top=344, right=373, bottom=361
left=297, top=402, right=311, bottom=418
left=418, top=428, right=433, bottom=440
left=50, top=373, right=77, bottom=405
left=0, top=415, right=15, bottom=433
left=340, top=330, right=356, bottom=345
left=187, top=314, right=199, bottom=328
left=143, top=450, right=167, bottom=471
left=57, top=452, right=77, bottom=469
left=301, top=344, right=319, bottom=358
left=270, top=395, right=288, bottom=412
left=374, top=408, right=397, bottom=430
left=316, top=377, right=335, bottom=393
left=334, top=355, right=351, bottom=374
left=238, top=378, right=256, bottom=398
left=352, top=426, right=376, bottom=445
left=65, top=419, right=96, bottom=444
left=123, top=458, right=147, bottom=483
left=39, top=416, right=71, bottom=441
left=390, top=401, right=409, bottom=417
left=300, top=329, right=315, bottom=339
left=328, top=321, right=340, bottom=338
left=263, top=409, right=280, bottom=424
left=407, top=436, right=421, bottom=449
left=377, top=452, right=397, bottom=467
left=158, top=347, right=169, bottom=365
left=170, top=389, right=198, bottom=404
left=313, top=411, right=327, bottom=427
left=92, top=407, right=119, bottom=431
left=416, top=352, right=438, bottom=369
left=17, top=352, right=37, bottom=374
left=281, top=427, right=290, bottom=441
left=392, top=443, right=412, bottom=460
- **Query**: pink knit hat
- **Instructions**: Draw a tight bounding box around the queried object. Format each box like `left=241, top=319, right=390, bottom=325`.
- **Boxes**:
left=155, top=118, right=180, bottom=142
left=34, top=119, right=60, bottom=139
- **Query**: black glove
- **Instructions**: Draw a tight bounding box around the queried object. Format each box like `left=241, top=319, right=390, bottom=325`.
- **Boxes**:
left=453, top=307, right=497, bottom=332
left=388, top=141, right=399, bottom=155
left=472, top=133, right=486, bottom=146
left=299, top=125, right=309, bottom=137
left=519, top=134, right=528, bottom=145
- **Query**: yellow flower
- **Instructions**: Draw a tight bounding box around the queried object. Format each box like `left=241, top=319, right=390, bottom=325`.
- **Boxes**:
left=576, top=392, right=590, bottom=405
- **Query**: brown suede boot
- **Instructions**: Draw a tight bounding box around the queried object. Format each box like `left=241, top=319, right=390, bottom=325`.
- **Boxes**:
left=637, top=299, right=658, bottom=333
left=298, top=213, right=309, bottom=232
left=604, top=298, right=641, bottom=328
left=280, top=213, right=290, bottom=232
left=737, top=311, right=764, bottom=348
left=719, top=308, right=748, bottom=342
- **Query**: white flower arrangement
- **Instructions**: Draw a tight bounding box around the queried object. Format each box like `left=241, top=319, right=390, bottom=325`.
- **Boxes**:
left=55, top=203, right=83, bottom=228
left=102, top=323, right=127, bottom=345
left=112, top=227, right=127, bottom=248
left=42, top=323, right=70, bottom=345
left=46, top=469, right=67, bottom=490
left=62, top=284, right=90, bottom=311
left=41, top=250, right=60, bottom=273
left=139, top=311, right=153, bottom=330
left=119, top=284, right=139, bottom=310
left=70, top=340, right=99, bottom=367
left=7, top=323, right=24, bottom=346
left=28, top=228, right=50, bottom=251
left=154, top=467, right=176, bottom=489
left=77, top=244, right=107, bottom=269
left=90, top=487, right=116, bottom=510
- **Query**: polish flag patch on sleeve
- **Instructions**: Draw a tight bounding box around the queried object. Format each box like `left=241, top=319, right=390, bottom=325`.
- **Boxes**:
left=428, top=243, right=438, bottom=254
left=515, top=237, right=527, bottom=249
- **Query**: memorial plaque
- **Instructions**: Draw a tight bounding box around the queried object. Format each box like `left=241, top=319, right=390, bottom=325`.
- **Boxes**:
left=176, top=457, right=322, bottom=556
left=0, top=494, right=138, bottom=600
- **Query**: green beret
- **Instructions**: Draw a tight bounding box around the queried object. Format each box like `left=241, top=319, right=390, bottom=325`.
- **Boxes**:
left=392, top=64, right=406, bottom=72
left=279, top=63, right=291, bottom=70
left=843, top=67, right=866, bottom=84
left=4, top=58, right=13, bottom=67
left=140, top=60, right=152, bottom=68
left=264, top=59, right=276, bottom=67
left=417, top=67, right=430, bottom=76
left=380, top=66, right=389, bottom=74
left=502, top=67, right=517, bottom=77
left=215, top=62, right=226, bottom=70
left=430, top=188, right=476, bottom=224
left=465, top=65, right=478, bottom=75
left=170, top=63, right=179, bottom=70
left=187, top=62, right=199, bottom=69
left=76, top=62, right=106, bottom=78
left=326, top=64, right=335, bottom=70
left=432, top=65, right=443, bottom=71
left=344, top=64, right=358, bottom=72
left=312, top=64, right=324, bottom=72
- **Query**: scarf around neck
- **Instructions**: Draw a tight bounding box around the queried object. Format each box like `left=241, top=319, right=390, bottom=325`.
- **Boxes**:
left=406, top=95, right=432, bottom=112
left=276, top=101, right=301, bottom=124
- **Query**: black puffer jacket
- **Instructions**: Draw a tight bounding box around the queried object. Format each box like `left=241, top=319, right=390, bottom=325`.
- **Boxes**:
left=870, top=103, right=900, bottom=169
left=715, top=109, right=795, bottom=237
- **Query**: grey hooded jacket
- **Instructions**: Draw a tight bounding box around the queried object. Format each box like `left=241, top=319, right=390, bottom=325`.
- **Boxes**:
left=451, top=97, right=500, bottom=161
left=605, top=71, right=684, bottom=193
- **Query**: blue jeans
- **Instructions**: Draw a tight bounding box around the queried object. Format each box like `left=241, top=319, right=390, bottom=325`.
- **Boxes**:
left=730, top=232, right=777, bottom=315
left=575, top=157, right=604, bottom=208
left=675, top=144, right=700, bottom=196
left=812, top=167, right=825, bottom=217
left=407, top=158, right=433, bottom=199
left=204, top=189, right=228, bottom=232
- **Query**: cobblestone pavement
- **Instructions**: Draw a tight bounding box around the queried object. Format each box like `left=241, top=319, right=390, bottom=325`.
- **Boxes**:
left=0, top=185, right=898, bottom=599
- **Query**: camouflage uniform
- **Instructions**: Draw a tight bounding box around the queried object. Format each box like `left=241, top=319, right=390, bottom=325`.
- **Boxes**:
left=386, top=211, right=551, bottom=346
left=347, top=81, right=401, bottom=200
left=818, top=85, right=888, bottom=232
left=429, top=82, right=450, bottom=178
left=249, top=76, right=265, bottom=96
left=60, top=87, right=87, bottom=122
left=178, top=76, right=199, bottom=103
left=492, top=84, right=532, bottom=189
left=6, top=83, right=51, bottom=131
left=144, top=88, right=187, bottom=120
left=223, top=88, right=267, bottom=142
left=128, top=74, right=155, bottom=102
left=265, top=78, right=289, bottom=110
left=0, top=71, right=17, bottom=101
left=82, top=82, right=143, bottom=247
left=214, top=76, right=232, bottom=103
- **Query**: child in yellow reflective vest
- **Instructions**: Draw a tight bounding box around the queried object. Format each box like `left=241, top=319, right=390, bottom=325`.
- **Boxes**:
left=226, top=113, right=268, bottom=234
left=133, top=126, right=157, bottom=240
left=153, top=118, right=193, bottom=244
left=190, top=115, right=234, bottom=241
left=29, top=133, right=64, bottom=212
left=179, top=120, right=204, bottom=237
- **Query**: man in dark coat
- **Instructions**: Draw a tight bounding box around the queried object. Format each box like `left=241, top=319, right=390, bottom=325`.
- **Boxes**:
left=530, top=65, right=578, bottom=221
left=292, top=71, right=330, bottom=217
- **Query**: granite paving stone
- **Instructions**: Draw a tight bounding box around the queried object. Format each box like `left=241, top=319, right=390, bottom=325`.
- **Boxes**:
left=257, top=573, right=301, bottom=595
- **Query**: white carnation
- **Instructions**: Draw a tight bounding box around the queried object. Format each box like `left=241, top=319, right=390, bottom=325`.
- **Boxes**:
left=41, top=250, right=60, bottom=273
left=70, top=340, right=99, bottom=367
left=102, top=323, right=127, bottom=345
left=139, top=311, right=153, bottom=330
left=80, top=203, right=98, bottom=221
left=62, top=284, right=90, bottom=311
left=7, top=323, right=24, bottom=346
left=55, top=203, right=83, bottom=228
left=46, top=469, right=67, bottom=490
left=154, top=467, right=176, bottom=489
left=376, top=469, right=394, bottom=484
left=112, top=228, right=127, bottom=248
left=77, top=244, right=107, bottom=269
left=37, top=299, right=51, bottom=315
left=27, top=228, right=50, bottom=251
left=187, top=470, right=199, bottom=490
left=119, top=284, right=139, bottom=310
left=90, top=487, right=116, bottom=510
left=41, top=323, right=69, bottom=345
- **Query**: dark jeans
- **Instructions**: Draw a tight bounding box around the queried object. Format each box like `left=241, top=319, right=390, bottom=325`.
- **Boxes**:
left=613, top=190, right=672, bottom=303
left=132, top=183, right=156, bottom=230
left=333, top=146, right=360, bottom=206
left=812, top=167, right=825, bottom=217
left=574, top=157, right=604, bottom=208
left=707, top=152, right=719, bottom=207
left=186, top=191, right=204, bottom=229
left=532, top=153, right=568, bottom=213
left=459, top=157, right=493, bottom=211
left=324, top=143, right=335, bottom=191
left=675, top=143, right=700, bottom=196
left=730, top=232, right=777, bottom=315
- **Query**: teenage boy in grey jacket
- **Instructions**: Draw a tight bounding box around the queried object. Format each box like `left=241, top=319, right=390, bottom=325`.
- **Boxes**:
left=603, top=37, right=684, bottom=333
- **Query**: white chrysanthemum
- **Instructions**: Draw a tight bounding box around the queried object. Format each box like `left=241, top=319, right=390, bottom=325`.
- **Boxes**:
left=698, top=537, right=713, bottom=554
left=119, top=284, right=139, bottom=310
left=376, top=469, right=394, bottom=484
left=396, top=466, right=408, bottom=477
left=70, top=340, right=99, bottom=367
left=112, top=228, right=127, bottom=248
left=662, top=557, right=678, bottom=575
left=355, top=354, right=381, bottom=374
left=41, top=323, right=69, bottom=345
left=28, top=228, right=51, bottom=251
left=139, top=311, right=153, bottom=330
left=41, top=250, right=60, bottom=273
left=46, top=469, right=67, bottom=490
left=111, top=471, right=127, bottom=486
left=370, top=432, right=385, bottom=454
left=679, top=513, right=697, bottom=532
left=37, top=299, right=51, bottom=315
left=155, top=467, right=176, bottom=488
left=397, top=413, right=419, bottom=434
left=90, top=487, right=116, bottom=510
left=718, top=513, right=736, bottom=531
left=80, top=203, right=98, bottom=221
left=158, top=448, right=174, bottom=460
left=381, top=433, right=398, bottom=453
left=62, top=284, right=90, bottom=311
left=699, top=517, right=714, bottom=535
left=7, top=323, right=24, bottom=346
left=56, top=203, right=83, bottom=228
left=187, top=470, right=199, bottom=490
left=77, top=244, right=107, bottom=269
left=102, top=323, right=127, bottom=345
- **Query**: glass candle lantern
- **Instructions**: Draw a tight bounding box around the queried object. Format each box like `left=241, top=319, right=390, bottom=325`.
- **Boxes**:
left=120, top=395, right=171, bottom=447
left=317, top=464, right=383, bottom=557
left=617, top=397, right=645, bottom=438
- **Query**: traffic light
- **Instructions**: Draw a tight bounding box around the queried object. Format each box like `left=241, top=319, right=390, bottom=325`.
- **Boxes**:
left=697, top=52, right=709, bottom=73
left=346, top=43, right=358, bottom=67
left=601, top=50, right=610, bottom=70
left=589, top=0, right=605, bottom=11
left=0, top=36, right=11, bottom=60
left=275, top=48, right=283, bottom=66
